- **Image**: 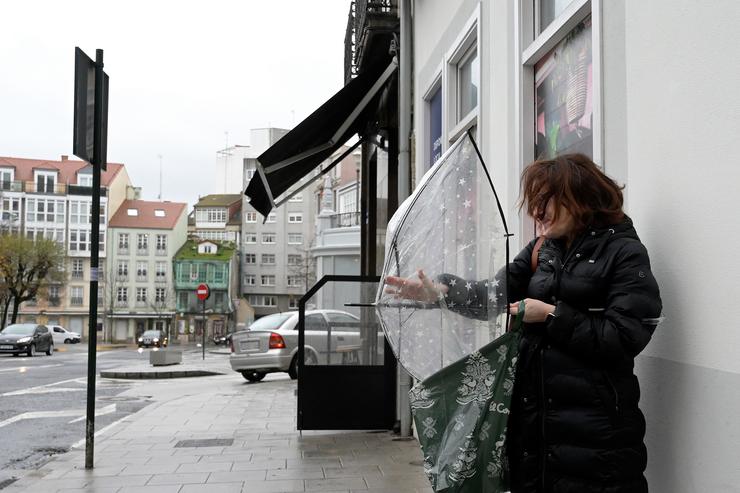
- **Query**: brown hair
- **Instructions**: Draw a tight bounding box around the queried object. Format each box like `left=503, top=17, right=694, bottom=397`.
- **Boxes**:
left=518, top=153, right=625, bottom=232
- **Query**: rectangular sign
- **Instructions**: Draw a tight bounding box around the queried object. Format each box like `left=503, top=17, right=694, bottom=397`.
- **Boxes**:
left=73, top=47, right=109, bottom=170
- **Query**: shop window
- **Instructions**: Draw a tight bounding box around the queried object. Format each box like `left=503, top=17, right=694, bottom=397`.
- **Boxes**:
left=534, top=16, right=593, bottom=159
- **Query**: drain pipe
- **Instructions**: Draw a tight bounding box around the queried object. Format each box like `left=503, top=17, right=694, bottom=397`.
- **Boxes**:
left=397, top=0, right=413, bottom=438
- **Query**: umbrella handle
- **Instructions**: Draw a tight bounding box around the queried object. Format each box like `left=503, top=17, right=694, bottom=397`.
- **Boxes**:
left=508, top=299, right=526, bottom=332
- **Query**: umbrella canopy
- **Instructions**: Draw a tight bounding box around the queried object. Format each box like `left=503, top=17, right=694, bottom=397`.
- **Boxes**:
left=375, top=132, right=510, bottom=381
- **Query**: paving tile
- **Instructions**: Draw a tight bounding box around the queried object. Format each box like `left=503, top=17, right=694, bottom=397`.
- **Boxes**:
left=231, top=459, right=287, bottom=471
left=57, top=487, right=121, bottom=493
left=239, top=479, right=305, bottom=493
left=179, top=483, right=244, bottom=493
left=118, top=486, right=181, bottom=493
left=266, top=467, right=325, bottom=480
left=206, top=470, right=268, bottom=482
left=145, top=472, right=209, bottom=485
left=119, top=463, right=179, bottom=475
left=324, top=465, right=382, bottom=478
left=306, top=476, right=367, bottom=491
left=84, top=475, right=152, bottom=488
left=175, top=461, right=233, bottom=473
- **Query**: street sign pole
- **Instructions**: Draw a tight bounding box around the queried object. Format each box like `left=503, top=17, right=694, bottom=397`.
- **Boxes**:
left=202, top=298, right=206, bottom=360
left=84, top=48, right=104, bottom=470
left=196, top=283, right=210, bottom=361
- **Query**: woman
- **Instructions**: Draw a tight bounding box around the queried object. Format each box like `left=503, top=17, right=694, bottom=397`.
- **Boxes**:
left=386, top=153, right=662, bottom=492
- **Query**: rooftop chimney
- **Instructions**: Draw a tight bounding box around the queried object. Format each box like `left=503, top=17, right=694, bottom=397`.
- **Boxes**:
left=60, top=155, right=68, bottom=161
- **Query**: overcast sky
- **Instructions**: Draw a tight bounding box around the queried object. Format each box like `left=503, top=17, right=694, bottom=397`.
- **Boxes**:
left=0, top=0, right=348, bottom=206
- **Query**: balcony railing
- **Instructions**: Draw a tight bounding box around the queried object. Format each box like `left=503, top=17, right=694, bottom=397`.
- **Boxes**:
left=137, top=247, right=148, bottom=256
left=330, top=212, right=361, bottom=228
left=116, top=274, right=128, bottom=282
left=115, top=300, right=129, bottom=308
left=48, top=297, right=61, bottom=307
left=71, top=271, right=84, bottom=280
left=155, top=274, right=167, bottom=284
left=67, top=185, right=108, bottom=197
left=136, top=275, right=148, bottom=283
left=118, top=246, right=129, bottom=255
left=0, top=180, right=23, bottom=192
left=70, top=297, right=83, bottom=306
left=345, top=0, right=398, bottom=80
left=155, top=247, right=167, bottom=257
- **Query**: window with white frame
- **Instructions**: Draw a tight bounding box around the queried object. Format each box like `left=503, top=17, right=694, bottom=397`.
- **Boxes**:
left=0, top=168, right=13, bottom=190
left=261, top=275, right=275, bottom=286
left=71, top=259, right=84, bottom=279
left=287, top=254, right=301, bottom=266
left=195, top=230, right=229, bottom=241
left=69, top=200, right=89, bottom=225
left=288, top=212, right=302, bottom=223
left=244, top=274, right=255, bottom=286
left=195, top=207, right=227, bottom=223
left=287, top=233, right=303, bottom=245
left=426, top=82, right=443, bottom=169
left=117, top=261, right=128, bottom=278
left=35, top=170, right=57, bottom=193
left=244, top=233, right=257, bottom=244
left=156, top=234, right=167, bottom=253
left=137, top=233, right=148, bottom=252
left=262, top=233, right=276, bottom=244
left=265, top=212, right=276, bottom=223
left=26, top=198, right=65, bottom=223
left=288, top=297, right=299, bottom=309
left=245, top=211, right=257, bottom=223
left=457, top=45, right=479, bottom=122
left=287, top=276, right=302, bottom=287
left=118, top=233, right=129, bottom=251
left=69, top=230, right=88, bottom=252
left=78, top=173, right=93, bottom=187
left=26, top=227, right=64, bottom=243
left=532, top=14, right=594, bottom=159
left=155, top=287, right=166, bottom=303
left=249, top=295, right=276, bottom=307
left=0, top=197, right=20, bottom=226
left=70, top=286, right=83, bottom=306
left=117, top=287, right=128, bottom=303
left=244, top=253, right=256, bottom=264
left=338, top=189, right=357, bottom=214
left=136, top=287, right=147, bottom=304
left=155, top=261, right=167, bottom=280
left=136, top=261, right=148, bottom=280
left=261, top=253, right=275, bottom=265
left=288, top=193, right=303, bottom=202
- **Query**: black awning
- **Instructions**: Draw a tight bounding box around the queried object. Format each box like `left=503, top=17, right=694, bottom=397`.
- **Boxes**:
left=245, top=59, right=398, bottom=217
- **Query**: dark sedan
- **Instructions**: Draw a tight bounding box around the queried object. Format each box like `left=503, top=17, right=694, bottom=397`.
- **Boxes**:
left=0, top=323, right=54, bottom=357
left=137, top=329, right=168, bottom=348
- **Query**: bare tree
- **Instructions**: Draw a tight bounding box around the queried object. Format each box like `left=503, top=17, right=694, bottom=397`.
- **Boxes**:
left=0, top=234, right=66, bottom=328
left=286, top=245, right=317, bottom=294
left=149, top=283, right=174, bottom=342
left=103, top=261, right=124, bottom=342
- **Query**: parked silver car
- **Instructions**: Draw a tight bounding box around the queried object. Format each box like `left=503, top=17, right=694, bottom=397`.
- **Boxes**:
left=230, top=310, right=366, bottom=382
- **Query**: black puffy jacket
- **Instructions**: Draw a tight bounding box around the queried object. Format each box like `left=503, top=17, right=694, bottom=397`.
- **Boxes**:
left=441, top=217, right=662, bottom=492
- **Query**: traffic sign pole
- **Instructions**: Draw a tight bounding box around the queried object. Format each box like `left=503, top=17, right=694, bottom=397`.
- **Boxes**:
left=196, top=284, right=210, bottom=361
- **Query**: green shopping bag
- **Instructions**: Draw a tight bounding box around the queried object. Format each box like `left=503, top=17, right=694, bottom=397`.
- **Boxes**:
left=409, top=301, right=524, bottom=493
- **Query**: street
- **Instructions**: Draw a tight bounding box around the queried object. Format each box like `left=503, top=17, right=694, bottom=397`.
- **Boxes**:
left=0, top=346, right=154, bottom=472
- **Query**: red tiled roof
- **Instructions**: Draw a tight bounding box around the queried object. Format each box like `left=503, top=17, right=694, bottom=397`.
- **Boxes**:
left=108, top=200, right=187, bottom=230
left=0, top=156, right=124, bottom=186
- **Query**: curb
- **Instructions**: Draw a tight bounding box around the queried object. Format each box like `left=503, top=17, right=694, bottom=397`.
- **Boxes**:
left=100, top=369, right=225, bottom=379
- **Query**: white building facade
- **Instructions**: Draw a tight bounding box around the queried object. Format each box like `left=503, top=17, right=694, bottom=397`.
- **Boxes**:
left=409, top=0, right=740, bottom=489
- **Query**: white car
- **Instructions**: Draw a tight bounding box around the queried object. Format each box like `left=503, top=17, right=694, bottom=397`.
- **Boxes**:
left=230, top=310, right=369, bottom=382
left=50, top=325, right=81, bottom=345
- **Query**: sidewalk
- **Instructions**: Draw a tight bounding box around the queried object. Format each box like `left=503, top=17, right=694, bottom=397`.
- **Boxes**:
left=5, top=359, right=431, bottom=493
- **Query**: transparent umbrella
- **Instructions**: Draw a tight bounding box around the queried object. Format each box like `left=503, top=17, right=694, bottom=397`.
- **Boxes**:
left=375, top=132, right=510, bottom=381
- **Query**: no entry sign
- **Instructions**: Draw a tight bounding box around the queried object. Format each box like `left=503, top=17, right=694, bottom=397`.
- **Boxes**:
left=196, top=283, right=210, bottom=301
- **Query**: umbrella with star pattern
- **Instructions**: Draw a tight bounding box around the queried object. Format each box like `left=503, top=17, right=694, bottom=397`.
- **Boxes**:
left=375, top=131, right=511, bottom=381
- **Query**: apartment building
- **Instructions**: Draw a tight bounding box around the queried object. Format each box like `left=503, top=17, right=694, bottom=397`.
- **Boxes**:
left=106, top=199, right=188, bottom=342
left=188, top=194, right=242, bottom=243
left=0, top=155, right=132, bottom=336
left=173, top=240, right=239, bottom=340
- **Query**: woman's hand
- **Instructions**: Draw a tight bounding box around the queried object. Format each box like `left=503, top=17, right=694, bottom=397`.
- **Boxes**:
left=384, top=269, right=449, bottom=303
left=509, top=298, right=556, bottom=323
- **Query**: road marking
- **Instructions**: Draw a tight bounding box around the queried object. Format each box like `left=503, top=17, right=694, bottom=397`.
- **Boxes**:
left=70, top=406, right=132, bottom=450
left=67, top=404, right=116, bottom=423
left=0, top=377, right=84, bottom=397
left=0, top=364, right=63, bottom=373
left=0, top=405, right=115, bottom=429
